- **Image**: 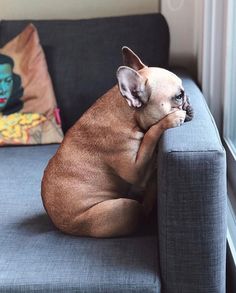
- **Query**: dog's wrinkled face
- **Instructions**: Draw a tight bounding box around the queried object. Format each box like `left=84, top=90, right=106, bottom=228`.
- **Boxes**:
left=138, top=67, right=193, bottom=123
left=117, top=47, right=193, bottom=129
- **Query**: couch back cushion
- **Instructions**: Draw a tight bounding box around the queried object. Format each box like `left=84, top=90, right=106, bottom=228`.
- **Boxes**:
left=0, top=14, right=169, bottom=132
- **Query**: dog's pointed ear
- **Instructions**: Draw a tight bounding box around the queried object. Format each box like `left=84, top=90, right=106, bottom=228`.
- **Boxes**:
left=122, top=46, right=147, bottom=71
left=116, top=66, right=151, bottom=108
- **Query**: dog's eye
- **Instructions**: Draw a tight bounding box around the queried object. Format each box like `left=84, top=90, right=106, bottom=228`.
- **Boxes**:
left=175, top=90, right=184, bottom=101
left=175, top=95, right=182, bottom=100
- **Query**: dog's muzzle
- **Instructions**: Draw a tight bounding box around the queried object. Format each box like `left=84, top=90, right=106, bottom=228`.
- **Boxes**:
left=182, top=95, right=194, bottom=122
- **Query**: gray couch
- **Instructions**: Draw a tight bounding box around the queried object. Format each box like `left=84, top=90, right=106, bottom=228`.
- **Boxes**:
left=0, top=14, right=227, bottom=293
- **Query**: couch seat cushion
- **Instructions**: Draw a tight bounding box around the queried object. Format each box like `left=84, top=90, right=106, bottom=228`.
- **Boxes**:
left=0, top=145, right=160, bottom=293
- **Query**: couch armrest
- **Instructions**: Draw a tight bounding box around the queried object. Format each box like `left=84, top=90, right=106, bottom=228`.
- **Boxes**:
left=157, top=73, right=227, bottom=293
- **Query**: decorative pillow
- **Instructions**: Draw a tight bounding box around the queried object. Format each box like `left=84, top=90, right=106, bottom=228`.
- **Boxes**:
left=0, top=24, right=63, bottom=145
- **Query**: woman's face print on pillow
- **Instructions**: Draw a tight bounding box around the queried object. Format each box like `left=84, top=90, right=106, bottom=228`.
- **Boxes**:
left=0, top=54, right=23, bottom=114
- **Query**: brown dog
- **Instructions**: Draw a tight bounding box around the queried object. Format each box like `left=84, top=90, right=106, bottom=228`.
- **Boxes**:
left=41, top=47, right=193, bottom=238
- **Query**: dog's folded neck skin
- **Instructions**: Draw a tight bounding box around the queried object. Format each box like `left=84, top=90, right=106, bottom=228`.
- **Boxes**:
left=72, top=85, right=141, bottom=142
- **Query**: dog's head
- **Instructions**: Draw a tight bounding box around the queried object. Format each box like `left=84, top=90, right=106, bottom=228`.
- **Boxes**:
left=117, top=47, right=193, bottom=129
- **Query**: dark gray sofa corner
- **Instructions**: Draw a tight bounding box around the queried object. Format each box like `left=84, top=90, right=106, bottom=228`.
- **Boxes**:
left=157, top=72, right=227, bottom=293
left=0, top=14, right=227, bottom=293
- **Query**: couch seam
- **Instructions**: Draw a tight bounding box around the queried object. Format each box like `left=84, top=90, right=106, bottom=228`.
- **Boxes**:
left=0, top=283, right=160, bottom=291
left=163, top=149, right=225, bottom=154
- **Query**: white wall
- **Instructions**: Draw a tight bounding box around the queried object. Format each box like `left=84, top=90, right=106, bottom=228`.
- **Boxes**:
left=0, top=0, right=200, bottom=78
left=161, top=0, right=203, bottom=79
left=0, top=0, right=159, bottom=20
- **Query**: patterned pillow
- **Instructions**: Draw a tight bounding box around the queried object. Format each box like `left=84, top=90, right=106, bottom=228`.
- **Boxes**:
left=0, top=24, right=63, bottom=145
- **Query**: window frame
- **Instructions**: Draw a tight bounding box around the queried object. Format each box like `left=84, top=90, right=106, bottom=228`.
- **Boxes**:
left=200, top=0, right=236, bottom=265
left=223, top=0, right=236, bottom=265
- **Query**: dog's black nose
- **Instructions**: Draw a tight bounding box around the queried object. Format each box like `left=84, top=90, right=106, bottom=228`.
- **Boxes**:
left=183, top=96, right=194, bottom=122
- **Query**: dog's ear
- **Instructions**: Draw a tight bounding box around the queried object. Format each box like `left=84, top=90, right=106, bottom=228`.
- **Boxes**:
left=116, top=66, right=151, bottom=108
left=122, top=46, right=147, bottom=71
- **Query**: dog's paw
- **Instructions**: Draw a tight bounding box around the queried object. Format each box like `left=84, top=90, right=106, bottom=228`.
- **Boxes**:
left=161, top=110, right=186, bottom=130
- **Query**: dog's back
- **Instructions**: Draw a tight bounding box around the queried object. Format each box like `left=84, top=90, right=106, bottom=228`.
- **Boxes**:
left=41, top=85, right=141, bottom=234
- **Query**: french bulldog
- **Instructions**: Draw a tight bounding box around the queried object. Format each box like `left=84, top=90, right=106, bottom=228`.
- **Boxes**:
left=41, top=47, right=193, bottom=238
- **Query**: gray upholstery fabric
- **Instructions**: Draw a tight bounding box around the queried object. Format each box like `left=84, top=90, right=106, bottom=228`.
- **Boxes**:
left=157, top=72, right=227, bottom=293
left=0, top=14, right=169, bottom=132
left=0, top=145, right=161, bottom=293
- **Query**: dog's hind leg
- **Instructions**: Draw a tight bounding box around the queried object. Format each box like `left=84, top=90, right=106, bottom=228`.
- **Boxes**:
left=63, top=198, right=145, bottom=238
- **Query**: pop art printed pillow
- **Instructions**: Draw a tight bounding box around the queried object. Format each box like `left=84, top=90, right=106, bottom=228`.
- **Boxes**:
left=0, top=24, right=63, bottom=145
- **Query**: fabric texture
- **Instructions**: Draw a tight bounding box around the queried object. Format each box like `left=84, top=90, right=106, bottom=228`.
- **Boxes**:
left=0, top=14, right=170, bottom=132
left=0, top=24, right=63, bottom=145
left=157, top=72, right=227, bottom=293
left=0, top=144, right=161, bottom=293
